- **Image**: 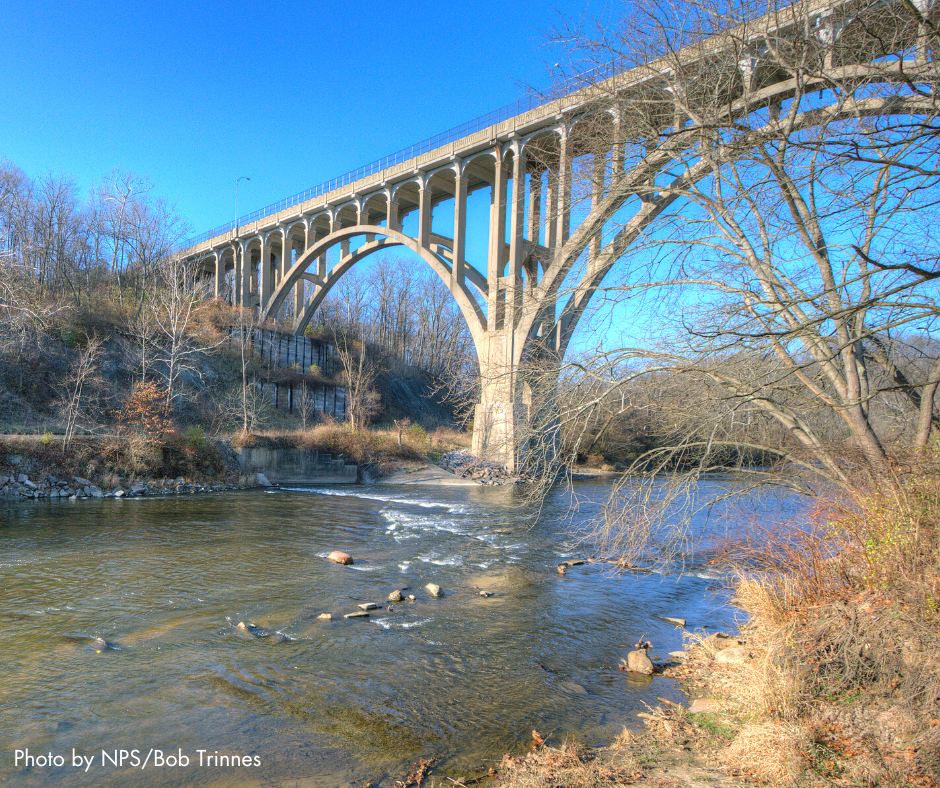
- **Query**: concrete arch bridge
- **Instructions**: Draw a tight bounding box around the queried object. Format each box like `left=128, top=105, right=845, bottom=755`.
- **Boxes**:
left=176, top=0, right=938, bottom=469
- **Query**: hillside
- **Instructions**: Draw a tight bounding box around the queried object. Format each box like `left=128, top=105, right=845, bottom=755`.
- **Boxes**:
left=0, top=304, right=459, bottom=438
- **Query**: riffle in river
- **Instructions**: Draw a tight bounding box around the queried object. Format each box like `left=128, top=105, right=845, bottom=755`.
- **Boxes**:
left=0, top=478, right=768, bottom=787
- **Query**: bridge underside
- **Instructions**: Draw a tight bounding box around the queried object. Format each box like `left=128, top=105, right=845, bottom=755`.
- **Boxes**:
left=180, top=0, right=938, bottom=471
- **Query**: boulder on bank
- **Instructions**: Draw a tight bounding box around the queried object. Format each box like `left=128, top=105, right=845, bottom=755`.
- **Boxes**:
left=328, top=551, right=354, bottom=565
left=714, top=646, right=750, bottom=665
left=688, top=698, right=722, bottom=714
left=704, top=632, right=743, bottom=651
left=238, top=472, right=272, bottom=488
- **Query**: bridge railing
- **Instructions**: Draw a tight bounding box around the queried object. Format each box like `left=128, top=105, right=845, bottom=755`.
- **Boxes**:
left=180, top=58, right=625, bottom=251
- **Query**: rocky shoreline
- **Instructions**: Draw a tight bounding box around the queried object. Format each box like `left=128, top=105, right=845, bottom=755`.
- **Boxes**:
left=482, top=629, right=743, bottom=788
left=436, top=450, right=518, bottom=485
left=0, top=470, right=273, bottom=502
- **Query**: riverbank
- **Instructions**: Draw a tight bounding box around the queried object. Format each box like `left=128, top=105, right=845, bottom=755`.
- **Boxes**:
left=483, top=609, right=937, bottom=788
left=0, top=433, right=247, bottom=502
left=0, top=427, right=463, bottom=501
left=485, top=459, right=940, bottom=788
left=466, top=626, right=737, bottom=788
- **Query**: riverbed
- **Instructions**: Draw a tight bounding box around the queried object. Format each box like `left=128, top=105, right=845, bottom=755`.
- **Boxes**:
left=0, top=478, right=763, bottom=787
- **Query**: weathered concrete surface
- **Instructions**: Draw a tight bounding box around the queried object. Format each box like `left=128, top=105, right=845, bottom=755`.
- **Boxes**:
left=234, top=447, right=357, bottom=484
left=378, top=463, right=481, bottom=486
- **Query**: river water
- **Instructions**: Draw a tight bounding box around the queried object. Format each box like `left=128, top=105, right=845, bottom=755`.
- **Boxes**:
left=0, top=478, right=761, bottom=787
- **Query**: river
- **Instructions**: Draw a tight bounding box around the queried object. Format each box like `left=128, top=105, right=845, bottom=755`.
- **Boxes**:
left=0, top=477, right=767, bottom=787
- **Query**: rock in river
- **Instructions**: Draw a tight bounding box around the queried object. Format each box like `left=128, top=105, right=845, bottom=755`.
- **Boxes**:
left=425, top=583, right=444, bottom=598
left=328, top=551, right=354, bottom=565
left=388, top=589, right=404, bottom=602
left=622, top=641, right=654, bottom=675
left=659, top=616, right=686, bottom=627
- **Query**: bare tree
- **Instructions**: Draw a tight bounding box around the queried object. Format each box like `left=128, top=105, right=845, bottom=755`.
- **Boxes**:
left=335, top=336, right=381, bottom=431
left=147, top=258, right=218, bottom=414
left=61, top=337, right=104, bottom=449
left=296, top=382, right=318, bottom=431
left=394, top=417, right=412, bottom=446
left=525, top=0, right=940, bottom=488
left=94, top=171, right=151, bottom=302
left=314, top=256, right=475, bottom=380
left=222, top=306, right=266, bottom=434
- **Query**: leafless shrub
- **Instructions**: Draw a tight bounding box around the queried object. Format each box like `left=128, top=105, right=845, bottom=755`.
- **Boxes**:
left=60, top=337, right=105, bottom=449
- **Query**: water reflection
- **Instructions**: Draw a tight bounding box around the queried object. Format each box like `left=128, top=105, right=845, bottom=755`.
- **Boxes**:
left=0, top=480, right=752, bottom=786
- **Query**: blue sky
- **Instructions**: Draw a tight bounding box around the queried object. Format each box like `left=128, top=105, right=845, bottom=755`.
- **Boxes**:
left=0, top=0, right=610, bottom=239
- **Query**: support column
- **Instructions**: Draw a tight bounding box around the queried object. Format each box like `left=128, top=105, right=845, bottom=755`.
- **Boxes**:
left=471, top=142, right=532, bottom=472
left=280, top=227, right=291, bottom=282
left=295, top=221, right=310, bottom=320
left=279, top=226, right=291, bottom=321
left=508, top=140, right=526, bottom=328
left=488, top=146, right=508, bottom=328
left=386, top=190, right=400, bottom=231
left=358, top=204, right=374, bottom=242
left=240, top=240, right=252, bottom=309
left=213, top=253, right=222, bottom=299
left=317, top=231, right=327, bottom=281
left=232, top=245, right=242, bottom=306
left=589, top=152, right=605, bottom=272
left=527, top=166, right=542, bottom=245
left=610, top=106, right=624, bottom=176
left=555, top=126, right=571, bottom=246
left=544, top=165, right=557, bottom=252
left=418, top=179, right=432, bottom=248
left=471, top=333, right=526, bottom=473
left=333, top=213, right=349, bottom=259
left=259, top=234, right=272, bottom=318
left=452, top=165, right=468, bottom=286
left=917, top=20, right=928, bottom=65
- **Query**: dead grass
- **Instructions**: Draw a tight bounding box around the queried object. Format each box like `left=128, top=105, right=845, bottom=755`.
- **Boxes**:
left=232, top=425, right=427, bottom=465
left=493, top=742, right=641, bottom=788
left=701, top=449, right=940, bottom=786
left=428, top=425, right=470, bottom=453
left=722, top=722, right=807, bottom=786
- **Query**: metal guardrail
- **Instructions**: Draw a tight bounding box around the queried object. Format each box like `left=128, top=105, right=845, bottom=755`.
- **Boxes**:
left=180, top=58, right=624, bottom=251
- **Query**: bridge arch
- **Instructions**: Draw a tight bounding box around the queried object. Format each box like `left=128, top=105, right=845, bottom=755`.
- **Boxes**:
left=518, top=66, right=940, bottom=366
left=261, top=223, right=487, bottom=350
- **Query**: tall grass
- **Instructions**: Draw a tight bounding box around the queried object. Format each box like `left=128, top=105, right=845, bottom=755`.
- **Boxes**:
left=712, top=447, right=940, bottom=786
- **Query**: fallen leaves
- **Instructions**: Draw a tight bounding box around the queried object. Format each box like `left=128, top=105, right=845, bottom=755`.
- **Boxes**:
left=394, top=757, right=436, bottom=788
